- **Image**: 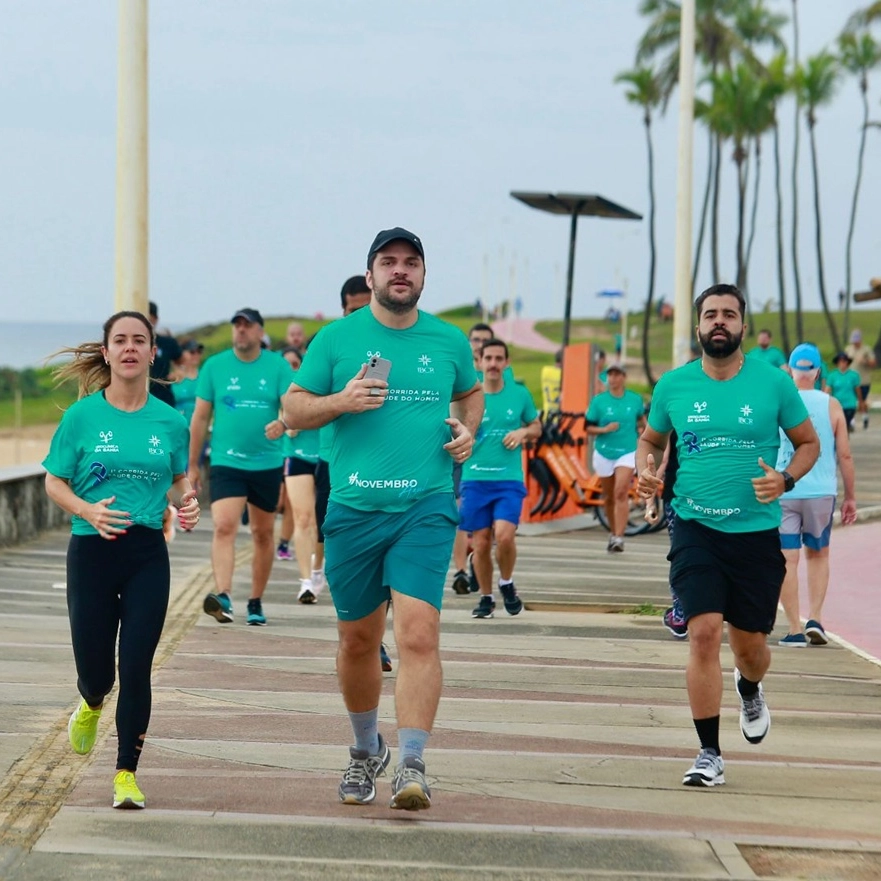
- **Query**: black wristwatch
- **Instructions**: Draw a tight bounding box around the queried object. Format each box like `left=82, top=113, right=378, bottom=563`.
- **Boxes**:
left=781, top=470, right=796, bottom=493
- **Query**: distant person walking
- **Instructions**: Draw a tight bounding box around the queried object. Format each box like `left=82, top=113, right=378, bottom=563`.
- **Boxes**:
left=637, top=284, right=818, bottom=788
left=776, top=344, right=857, bottom=647
left=188, top=308, right=295, bottom=627
left=746, top=329, right=786, bottom=370
left=171, top=339, right=204, bottom=425
left=463, top=339, right=540, bottom=619
left=43, top=310, right=200, bottom=810
left=585, top=361, right=645, bottom=553
left=147, top=301, right=182, bottom=407
left=844, top=329, right=876, bottom=430
left=826, top=352, right=861, bottom=432
left=284, top=227, right=482, bottom=811
left=286, top=321, right=306, bottom=351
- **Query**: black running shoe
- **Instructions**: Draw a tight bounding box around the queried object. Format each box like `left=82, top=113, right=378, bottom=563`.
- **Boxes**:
left=499, top=582, right=523, bottom=615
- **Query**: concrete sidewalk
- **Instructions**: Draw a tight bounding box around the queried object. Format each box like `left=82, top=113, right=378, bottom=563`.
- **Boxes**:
left=2, top=429, right=881, bottom=879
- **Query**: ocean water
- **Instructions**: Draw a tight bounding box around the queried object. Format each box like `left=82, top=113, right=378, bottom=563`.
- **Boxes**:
left=0, top=322, right=107, bottom=370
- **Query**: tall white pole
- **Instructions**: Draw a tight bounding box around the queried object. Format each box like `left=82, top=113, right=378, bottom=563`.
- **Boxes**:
left=672, top=0, right=696, bottom=367
left=115, top=0, right=149, bottom=315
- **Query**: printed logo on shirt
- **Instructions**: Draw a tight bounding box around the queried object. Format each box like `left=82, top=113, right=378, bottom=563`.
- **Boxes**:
left=227, top=377, right=241, bottom=391
left=95, top=430, right=119, bottom=453
left=148, top=434, right=165, bottom=456
left=738, top=403, right=754, bottom=425
left=687, top=401, right=710, bottom=424
left=682, top=431, right=702, bottom=454
left=417, top=354, right=434, bottom=374
left=89, top=462, right=108, bottom=487
left=347, top=471, right=420, bottom=498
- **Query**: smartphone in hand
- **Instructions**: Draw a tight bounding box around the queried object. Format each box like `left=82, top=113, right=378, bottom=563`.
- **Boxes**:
left=365, top=356, right=392, bottom=395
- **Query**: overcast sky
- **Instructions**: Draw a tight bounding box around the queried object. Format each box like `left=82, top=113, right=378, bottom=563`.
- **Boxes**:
left=1, top=1, right=879, bottom=330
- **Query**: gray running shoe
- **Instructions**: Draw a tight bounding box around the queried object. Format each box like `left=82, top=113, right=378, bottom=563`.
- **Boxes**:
left=734, top=668, right=770, bottom=744
left=389, top=756, right=431, bottom=810
left=338, top=735, right=390, bottom=805
left=682, top=748, right=725, bottom=787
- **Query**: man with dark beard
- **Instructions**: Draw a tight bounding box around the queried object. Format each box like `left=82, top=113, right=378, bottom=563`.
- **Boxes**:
left=283, top=228, right=483, bottom=811
left=636, top=283, right=818, bottom=788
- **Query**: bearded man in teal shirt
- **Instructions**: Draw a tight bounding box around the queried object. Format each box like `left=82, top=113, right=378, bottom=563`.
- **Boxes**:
left=637, top=284, right=819, bottom=789
left=284, top=228, right=483, bottom=812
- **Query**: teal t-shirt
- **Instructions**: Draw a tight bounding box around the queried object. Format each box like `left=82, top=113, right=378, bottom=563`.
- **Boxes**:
left=293, top=307, right=477, bottom=512
left=196, top=349, right=295, bottom=471
left=586, top=389, right=645, bottom=458
left=647, top=358, right=809, bottom=532
left=462, top=382, right=537, bottom=483
left=174, top=376, right=198, bottom=424
left=284, top=427, right=320, bottom=463
left=747, top=345, right=786, bottom=369
left=42, top=392, right=189, bottom=536
left=825, top=367, right=861, bottom=410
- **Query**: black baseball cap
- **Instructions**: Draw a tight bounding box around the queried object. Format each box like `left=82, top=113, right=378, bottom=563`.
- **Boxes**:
left=367, top=227, right=424, bottom=268
left=181, top=339, right=204, bottom=353
left=231, top=308, right=264, bottom=326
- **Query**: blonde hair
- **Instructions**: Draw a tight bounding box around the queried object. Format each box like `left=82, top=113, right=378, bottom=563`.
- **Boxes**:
left=51, top=311, right=154, bottom=399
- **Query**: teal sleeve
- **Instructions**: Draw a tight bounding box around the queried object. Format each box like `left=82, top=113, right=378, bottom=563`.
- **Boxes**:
left=453, top=333, right=478, bottom=395
left=195, top=358, right=215, bottom=401
left=293, top=327, right=334, bottom=395
left=647, top=379, right=672, bottom=433
left=521, top=388, right=538, bottom=423
left=171, top=417, right=189, bottom=475
left=42, top=409, right=78, bottom=479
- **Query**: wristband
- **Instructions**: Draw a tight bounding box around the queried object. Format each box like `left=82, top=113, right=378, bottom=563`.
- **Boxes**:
left=278, top=417, right=290, bottom=430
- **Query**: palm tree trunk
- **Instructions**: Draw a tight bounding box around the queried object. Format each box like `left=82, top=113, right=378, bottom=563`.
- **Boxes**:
left=791, top=0, right=805, bottom=341
left=773, top=124, right=791, bottom=353
left=744, top=138, right=762, bottom=306
left=711, top=136, right=722, bottom=281
left=692, top=130, right=715, bottom=295
left=642, top=115, right=658, bottom=387
left=808, top=121, right=840, bottom=351
left=844, top=82, right=870, bottom=340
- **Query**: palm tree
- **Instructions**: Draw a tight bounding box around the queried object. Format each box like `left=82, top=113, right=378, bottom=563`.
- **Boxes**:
left=615, top=67, right=663, bottom=387
left=838, top=30, right=881, bottom=338
left=846, top=1, right=881, bottom=32
left=790, top=0, right=805, bottom=343
left=795, top=51, right=842, bottom=352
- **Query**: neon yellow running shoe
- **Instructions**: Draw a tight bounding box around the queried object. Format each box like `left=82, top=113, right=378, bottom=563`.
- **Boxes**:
left=68, top=698, right=102, bottom=755
left=113, top=770, right=145, bottom=809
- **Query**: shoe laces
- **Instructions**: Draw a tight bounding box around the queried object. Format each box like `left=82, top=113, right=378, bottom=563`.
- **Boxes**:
left=394, top=761, right=426, bottom=789
left=343, top=753, right=385, bottom=786
left=741, top=691, right=765, bottom=721
left=693, top=749, right=720, bottom=770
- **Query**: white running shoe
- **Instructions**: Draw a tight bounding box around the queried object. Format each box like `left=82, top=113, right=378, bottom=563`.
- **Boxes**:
left=682, top=749, right=725, bottom=787
left=297, top=579, right=316, bottom=604
left=734, top=668, right=771, bottom=744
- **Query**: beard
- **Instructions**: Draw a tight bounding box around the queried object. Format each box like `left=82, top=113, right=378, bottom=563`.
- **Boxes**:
left=373, top=280, right=422, bottom=315
left=698, top=327, right=743, bottom=358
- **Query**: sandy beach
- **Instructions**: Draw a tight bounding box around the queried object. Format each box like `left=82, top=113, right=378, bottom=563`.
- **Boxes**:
left=0, top=424, right=55, bottom=470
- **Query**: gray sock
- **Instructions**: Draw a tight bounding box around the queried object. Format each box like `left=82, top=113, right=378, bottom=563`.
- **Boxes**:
left=349, top=708, right=380, bottom=755
left=398, top=727, right=429, bottom=763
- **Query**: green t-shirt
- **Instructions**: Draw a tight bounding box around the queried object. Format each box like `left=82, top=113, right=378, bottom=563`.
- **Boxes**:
left=43, top=392, right=189, bottom=536
left=196, top=349, right=294, bottom=471
left=173, top=376, right=198, bottom=424
left=293, top=307, right=477, bottom=512
left=647, top=358, right=809, bottom=532
left=462, top=382, right=537, bottom=483
left=284, top=427, right=320, bottom=463
left=747, top=345, right=786, bottom=369
left=825, top=367, right=861, bottom=410
left=586, top=389, right=645, bottom=458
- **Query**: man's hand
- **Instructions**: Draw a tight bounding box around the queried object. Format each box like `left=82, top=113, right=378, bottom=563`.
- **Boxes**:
left=502, top=428, right=527, bottom=450
left=603, top=421, right=620, bottom=434
left=751, top=456, right=785, bottom=504
left=840, top=498, right=858, bottom=526
left=339, top=364, right=389, bottom=413
left=444, top=418, right=474, bottom=462
left=637, top=452, right=662, bottom=499
left=265, top=419, right=286, bottom=440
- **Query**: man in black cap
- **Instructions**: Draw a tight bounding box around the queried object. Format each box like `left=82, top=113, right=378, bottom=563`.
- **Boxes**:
left=148, top=301, right=182, bottom=407
left=188, top=308, right=295, bottom=627
left=285, top=228, right=483, bottom=811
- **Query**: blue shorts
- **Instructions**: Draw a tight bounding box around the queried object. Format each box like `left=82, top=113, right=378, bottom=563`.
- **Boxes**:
left=458, top=480, right=527, bottom=532
left=322, top=493, right=458, bottom=621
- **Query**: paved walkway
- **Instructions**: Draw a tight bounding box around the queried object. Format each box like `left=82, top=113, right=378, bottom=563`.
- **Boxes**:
left=1, top=429, right=881, bottom=880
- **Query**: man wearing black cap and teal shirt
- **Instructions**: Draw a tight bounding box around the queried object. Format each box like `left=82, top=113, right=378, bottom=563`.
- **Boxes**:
left=284, top=228, right=483, bottom=812
left=188, top=308, right=295, bottom=627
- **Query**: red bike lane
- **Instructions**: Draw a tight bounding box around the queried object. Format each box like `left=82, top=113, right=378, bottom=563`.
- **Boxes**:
left=807, top=518, right=881, bottom=663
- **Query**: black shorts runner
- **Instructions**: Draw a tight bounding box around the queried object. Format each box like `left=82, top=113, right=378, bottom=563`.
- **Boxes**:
left=284, top=456, right=318, bottom=478
left=209, top=464, right=284, bottom=513
left=667, top=517, right=785, bottom=634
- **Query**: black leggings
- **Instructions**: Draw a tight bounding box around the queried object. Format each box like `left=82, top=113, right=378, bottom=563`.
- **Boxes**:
left=66, top=526, right=170, bottom=771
